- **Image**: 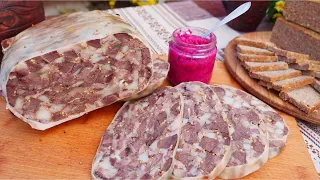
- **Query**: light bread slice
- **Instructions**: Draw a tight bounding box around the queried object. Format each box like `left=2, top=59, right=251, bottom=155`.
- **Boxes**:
left=237, top=53, right=278, bottom=62
left=235, top=37, right=272, bottom=49
left=289, top=62, right=320, bottom=71
left=278, top=55, right=308, bottom=64
left=268, top=45, right=310, bottom=60
left=303, top=70, right=320, bottom=78
left=236, top=44, right=275, bottom=56
left=279, top=85, right=320, bottom=114
left=249, top=69, right=301, bottom=82
left=311, top=79, right=320, bottom=93
left=242, top=61, right=288, bottom=72
left=258, top=76, right=315, bottom=92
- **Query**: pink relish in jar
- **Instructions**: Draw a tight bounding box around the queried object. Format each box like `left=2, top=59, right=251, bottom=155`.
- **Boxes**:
left=167, top=27, right=217, bottom=85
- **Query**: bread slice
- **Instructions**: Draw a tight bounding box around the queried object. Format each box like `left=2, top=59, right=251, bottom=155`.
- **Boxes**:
left=258, top=76, right=315, bottom=92
left=303, top=70, right=320, bottom=78
left=249, top=69, right=301, bottom=82
left=278, top=55, right=308, bottom=64
left=268, top=45, right=310, bottom=60
left=237, top=53, right=278, bottom=62
left=236, top=45, right=275, bottom=56
left=279, top=85, right=320, bottom=114
left=235, top=37, right=272, bottom=49
left=289, top=62, right=320, bottom=71
left=311, top=78, right=320, bottom=93
left=242, top=61, right=288, bottom=72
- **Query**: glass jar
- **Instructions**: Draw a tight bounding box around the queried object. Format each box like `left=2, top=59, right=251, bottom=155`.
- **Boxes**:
left=167, top=27, right=217, bottom=85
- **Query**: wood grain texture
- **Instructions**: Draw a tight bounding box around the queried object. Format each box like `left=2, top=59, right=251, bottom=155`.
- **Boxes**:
left=0, top=60, right=317, bottom=179
left=224, top=31, right=320, bottom=125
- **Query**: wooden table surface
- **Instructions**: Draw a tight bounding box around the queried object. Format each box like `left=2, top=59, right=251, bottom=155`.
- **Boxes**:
left=0, top=61, right=318, bottom=179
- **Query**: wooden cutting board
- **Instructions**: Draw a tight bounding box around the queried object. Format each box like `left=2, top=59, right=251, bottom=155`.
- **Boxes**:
left=0, top=59, right=317, bottom=179
left=224, top=32, right=320, bottom=125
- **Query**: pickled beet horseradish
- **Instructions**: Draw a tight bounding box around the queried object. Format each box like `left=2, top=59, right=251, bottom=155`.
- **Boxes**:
left=168, top=27, right=217, bottom=85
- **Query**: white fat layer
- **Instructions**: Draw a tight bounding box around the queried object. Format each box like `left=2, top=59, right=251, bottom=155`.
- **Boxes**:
left=91, top=54, right=105, bottom=63
left=199, top=113, right=211, bottom=126
left=224, top=96, right=234, bottom=105
left=98, top=157, right=118, bottom=178
left=50, top=104, right=66, bottom=113
left=275, top=129, right=283, bottom=135
left=14, top=61, right=28, bottom=72
left=182, top=118, right=189, bottom=125
left=206, top=132, right=216, bottom=138
left=138, top=151, right=149, bottom=163
left=14, top=97, right=23, bottom=110
left=126, top=70, right=139, bottom=90
left=173, top=169, right=185, bottom=178
left=170, top=120, right=180, bottom=131
left=38, top=95, right=50, bottom=104
left=233, top=101, right=242, bottom=108
left=73, top=68, right=82, bottom=75
left=160, top=148, right=168, bottom=156
left=71, top=81, right=84, bottom=88
left=122, top=45, right=129, bottom=52
left=36, top=106, right=52, bottom=122
left=150, top=140, right=158, bottom=151
left=53, top=57, right=65, bottom=63
left=275, top=121, right=284, bottom=130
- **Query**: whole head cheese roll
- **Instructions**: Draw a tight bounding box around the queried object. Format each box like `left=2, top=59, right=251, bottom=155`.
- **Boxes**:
left=0, top=11, right=153, bottom=130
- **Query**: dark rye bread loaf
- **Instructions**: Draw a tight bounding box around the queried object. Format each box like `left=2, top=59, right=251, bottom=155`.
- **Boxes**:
left=283, top=0, right=320, bottom=33
left=270, top=18, right=320, bottom=60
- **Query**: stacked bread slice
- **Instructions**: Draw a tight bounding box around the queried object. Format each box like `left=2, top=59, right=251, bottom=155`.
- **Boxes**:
left=236, top=37, right=320, bottom=114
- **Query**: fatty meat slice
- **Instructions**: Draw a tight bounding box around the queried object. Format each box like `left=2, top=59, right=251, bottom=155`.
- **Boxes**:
left=1, top=11, right=153, bottom=130
left=211, top=84, right=289, bottom=158
left=210, top=84, right=269, bottom=179
left=91, top=86, right=183, bottom=180
left=172, top=82, right=232, bottom=179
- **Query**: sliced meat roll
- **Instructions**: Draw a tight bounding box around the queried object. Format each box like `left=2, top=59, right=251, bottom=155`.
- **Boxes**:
left=123, top=58, right=170, bottom=101
left=210, top=85, right=269, bottom=179
left=172, top=82, right=232, bottom=179
left=92, top=86, right=183, bottom=180
left=0, top=11, right=153, bottom=130
left=211, top=84, right=289, bottom=158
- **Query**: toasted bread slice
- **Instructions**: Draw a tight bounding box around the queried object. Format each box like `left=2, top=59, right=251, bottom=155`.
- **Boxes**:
left=249, top=69, right=301, bottom=82
left=278, top=55, right=308, bottom=64
left=236, top=45, right=275, bottom=56
left=268, top=45, right=310, bottom=60
left=311, top=78, right=320, bottom=93
left=242, top=61, right=288, bottom=72
left=280, top=85, right=320, bottom=114
left=258, top=76, right=314, bottom=92
left=237, top=53, right=278, bottom=62
left=303, top=70, right=320, bottom=78
left=235, top=37, right=273, bottom=49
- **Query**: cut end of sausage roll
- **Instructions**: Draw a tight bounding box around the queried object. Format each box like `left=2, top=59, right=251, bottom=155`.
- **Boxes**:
left=123, top=58, right=170, bottom=101
left=91, top=86, right=183, bottom=180
left=172, top=82, right=232, bottom=179
left=1, top=11, right=153, bottom=130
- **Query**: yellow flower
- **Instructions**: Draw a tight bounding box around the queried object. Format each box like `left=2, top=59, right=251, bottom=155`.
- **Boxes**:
left=135, top=0, right=157, bottom=6
left=109, top=0, right=116, bottom=9
left=273, top=13, right=283, bottom=19
left=275, top=1, right=285, bottom=12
